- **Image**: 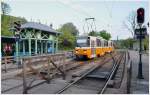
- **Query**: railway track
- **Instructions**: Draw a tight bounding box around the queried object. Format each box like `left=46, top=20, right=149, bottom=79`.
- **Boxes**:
left=1, top=58, right=82, bottom=93
left=2, top=51, right=120, bottom=94
left=1, top=51, right=73, bottom=73
left=98, top=51, right=126, bottom=94
left=55, top=51, right=126, bottom=94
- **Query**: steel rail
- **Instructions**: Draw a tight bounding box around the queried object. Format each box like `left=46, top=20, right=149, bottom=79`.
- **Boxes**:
left=1, top=83, right=23, bottom=93
left=55, top=53, right=119, bottom=94
left=98, top=52, right=125, bottom=94
left=118, top=51, right=127, bottom=88
left=2, top=52, right=118, bottom=94
left=1, top=56, right=97, bottom=94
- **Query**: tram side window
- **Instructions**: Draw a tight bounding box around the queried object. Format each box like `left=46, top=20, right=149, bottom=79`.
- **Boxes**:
left=101, top=40, right=103, bottom=47
left=91, top=40, right=95, bottom=47
left=110, top=42, right=111, bottom=47
left=96, top=39, right=98, bottom=46
left=96, top=39, right=101, bottom=47
left=110, top=42, right=112, bottom=47
left=106, top=41, right=108, bottom=47
left=108, top=42, right=110, bottom=47
left=104, top=41, right=106, bottom=47
left=111, top=42, right=113, bottom=47
left=99, top=39, right=100, bottom=47
left=104, top=41, right=108, bottom=47
left=99, top=39, right=101, bottom=47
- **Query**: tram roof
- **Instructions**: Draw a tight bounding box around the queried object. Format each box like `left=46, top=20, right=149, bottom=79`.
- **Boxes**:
left=77, top=35, right=104, bottom=39
left=21, top=22, right=60, bottom=34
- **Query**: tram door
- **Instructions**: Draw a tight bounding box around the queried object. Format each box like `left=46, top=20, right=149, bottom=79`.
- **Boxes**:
left=91, top=40, right=96, bottom=58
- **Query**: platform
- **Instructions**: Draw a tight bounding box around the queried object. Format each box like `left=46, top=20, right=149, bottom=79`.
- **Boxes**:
left=129, top=50, right=149, bottom=94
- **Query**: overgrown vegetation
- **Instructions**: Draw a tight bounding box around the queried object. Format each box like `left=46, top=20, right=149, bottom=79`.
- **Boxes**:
left=115, top=36, right=149, bottom=50
left=1, top=2, right=27, bottom=36
left=143, top=35, right=149, bottom=50
left=1, top=2, right=11, bottom=15
left=1, top=14, right=27, bottom=36
left=119, top=38, right=135, bottom=49
left=57, top=22, right=79, bottom=50
left=88, top=30, right=111, bottom=40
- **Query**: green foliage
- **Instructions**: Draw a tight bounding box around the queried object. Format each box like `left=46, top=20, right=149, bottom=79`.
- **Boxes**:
left=1, top=14, right=27, bottom=36
left=88, top=30, right=111, bottom=40
left=119, top=38, right=135, bottom=49
left=60, top=22, right=79, bottom=36
left=58, top=22, right=78, bottom=50
left=98, top=30, right=111, bottom=40
left=143, top=36, right=149, bottom=50
left=117, top=36, right=149, bottom=50
left=1, top=2, right=11, bottom=15
left=88, top=31, right=97, bottom=36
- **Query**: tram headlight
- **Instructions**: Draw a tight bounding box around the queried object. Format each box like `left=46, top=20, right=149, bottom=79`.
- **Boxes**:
left=75, top=50, right=78, bottom=53
left=83, top=50, right=87, bottom=53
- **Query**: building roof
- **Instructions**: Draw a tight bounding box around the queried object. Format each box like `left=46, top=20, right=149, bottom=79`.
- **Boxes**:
left=1, top=36, right=16, bottom=43
left=21, top=22, right=60, bottom=34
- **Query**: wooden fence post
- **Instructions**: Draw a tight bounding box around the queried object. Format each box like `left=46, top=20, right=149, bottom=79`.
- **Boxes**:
left=47, top=57, right=51, bottom=84
left=22, top=58, right=28, bottom=94
left=4, top=57, right=7, bottom=73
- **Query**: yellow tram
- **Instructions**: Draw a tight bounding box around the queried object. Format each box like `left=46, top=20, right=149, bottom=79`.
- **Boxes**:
left=74, top=36, right=114, bottom=59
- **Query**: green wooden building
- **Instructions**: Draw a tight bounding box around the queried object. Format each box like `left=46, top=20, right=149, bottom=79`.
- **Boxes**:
left=15, top=22, right=60, bottom=56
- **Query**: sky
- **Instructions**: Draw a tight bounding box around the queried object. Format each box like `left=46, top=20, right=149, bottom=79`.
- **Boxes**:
left=3, top=0, right=149, bottom=40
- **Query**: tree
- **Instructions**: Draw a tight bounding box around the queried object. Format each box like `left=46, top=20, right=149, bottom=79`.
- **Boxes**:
left=58, top=31, right=75, bottom=50
left=143, top=35, right=149, bottom=50
left=1, top=2, right=11, bottom=15
left=57, top=22, right=78, bottom=50
left=1, top=15, right=27, bottom=36
left=88, top=31, right=97, bottom=36
left=123, top=11, right=136, bottom=36
left=98, top=30, right=111, bottom=40
left=60, top=22, right=79, bottom=36
left=119, top=38, right=135, bottom=49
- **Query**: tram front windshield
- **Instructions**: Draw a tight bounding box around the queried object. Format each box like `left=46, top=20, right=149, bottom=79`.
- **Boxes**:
left=76, top=37, right=90, bottom=47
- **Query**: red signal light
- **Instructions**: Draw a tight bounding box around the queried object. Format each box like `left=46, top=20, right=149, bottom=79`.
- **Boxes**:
left=137, top=8, right=144, bottom=23
left=139, top=12, right=142, bottom=15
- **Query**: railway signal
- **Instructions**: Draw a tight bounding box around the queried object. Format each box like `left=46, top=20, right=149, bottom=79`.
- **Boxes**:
left=136, top=8, right=145, bottom=79
left=13, top=21, right=22, bottom=68
left=137, top=8, right=144, bottom=24
left=14, top=21, right=21, bottom=41
left=14, top=21, right=21, bottom=31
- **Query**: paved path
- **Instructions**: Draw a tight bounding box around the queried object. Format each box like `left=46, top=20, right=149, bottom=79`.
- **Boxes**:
left=129, top=50, right=149, bottom=94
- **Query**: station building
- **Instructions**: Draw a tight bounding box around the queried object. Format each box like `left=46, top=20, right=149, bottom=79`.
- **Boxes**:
left=1, top=22, right=60, bottom=57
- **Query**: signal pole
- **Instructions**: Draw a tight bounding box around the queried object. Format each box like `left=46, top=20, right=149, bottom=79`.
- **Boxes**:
left=136, top=8, right=145, bottom=79
left=137, top=24, right=144, bottom=79
left=14, top=21, right=21, bottom=68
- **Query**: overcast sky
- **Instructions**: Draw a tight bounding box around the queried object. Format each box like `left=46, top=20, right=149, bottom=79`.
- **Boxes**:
left=4, top=0, right=149, bottom=40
